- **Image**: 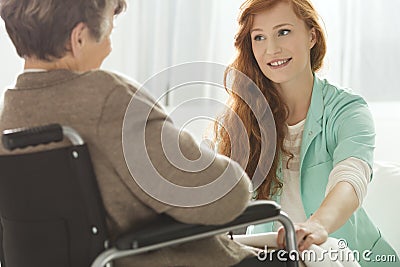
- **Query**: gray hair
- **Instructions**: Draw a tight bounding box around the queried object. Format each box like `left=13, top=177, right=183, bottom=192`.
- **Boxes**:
left=0, top=0, right=126, bottom=61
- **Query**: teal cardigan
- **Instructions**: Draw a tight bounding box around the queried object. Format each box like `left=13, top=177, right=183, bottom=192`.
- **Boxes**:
left=248, top=76, right=398, bottom=265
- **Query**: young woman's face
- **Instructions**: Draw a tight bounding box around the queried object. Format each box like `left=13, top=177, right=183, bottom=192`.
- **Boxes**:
left=251, top=1, right=316, bottom=85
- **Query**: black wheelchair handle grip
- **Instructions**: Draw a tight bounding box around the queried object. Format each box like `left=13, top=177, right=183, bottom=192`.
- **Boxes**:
left=2, top=123, right=63, bottom=151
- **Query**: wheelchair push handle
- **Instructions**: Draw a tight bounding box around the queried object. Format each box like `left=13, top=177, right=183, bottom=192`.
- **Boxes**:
left=2, top=123, right=64, bottom=151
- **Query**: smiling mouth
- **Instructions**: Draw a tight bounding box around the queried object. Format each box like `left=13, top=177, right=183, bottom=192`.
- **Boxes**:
left=268, top=58, right=292, bottom=68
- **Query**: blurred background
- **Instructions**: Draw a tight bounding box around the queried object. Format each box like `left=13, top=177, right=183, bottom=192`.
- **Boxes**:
left=1, top=0, right=400, bottom=163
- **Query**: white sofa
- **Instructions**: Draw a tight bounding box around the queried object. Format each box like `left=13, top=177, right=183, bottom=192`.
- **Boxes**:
left=363, top=161, right=400, bottom=256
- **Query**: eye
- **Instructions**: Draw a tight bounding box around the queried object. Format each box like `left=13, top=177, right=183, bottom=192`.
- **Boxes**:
left=278, top=29, right=291, bottom=36
left=253, top=35, right=266, bottom=41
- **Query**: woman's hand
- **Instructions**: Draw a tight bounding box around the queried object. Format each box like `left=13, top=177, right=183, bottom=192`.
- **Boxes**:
left=276, top=219, right=328, bottom=251
left=276, top=181, right=359, bottom=252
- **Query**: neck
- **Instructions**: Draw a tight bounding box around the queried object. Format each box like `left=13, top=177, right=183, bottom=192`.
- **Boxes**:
left=24, top=56, right=77, bottom=71
left=276, top=70, right=314, bottom=125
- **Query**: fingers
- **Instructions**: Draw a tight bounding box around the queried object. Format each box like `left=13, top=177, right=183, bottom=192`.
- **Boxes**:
left=277, top=224, right=309, bottom=250
left=277, top=225, right=311, bottom=249
left=277, top=222, right=327, bottom=252
left=276, top=226, right=286, bottom=249
left=295, top=227, right=310, bottom=248
left=298, top=222, right=328, bottom=251
left=299, top=233, right=315, bottom=251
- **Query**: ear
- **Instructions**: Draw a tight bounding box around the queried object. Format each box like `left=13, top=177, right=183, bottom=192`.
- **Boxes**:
left=309, top=27, right=317, bottom=49
left=70, top=22, right=87, bottom=57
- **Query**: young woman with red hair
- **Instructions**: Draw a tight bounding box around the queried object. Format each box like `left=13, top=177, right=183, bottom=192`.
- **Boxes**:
left=215, top=0, right=398, bottom=265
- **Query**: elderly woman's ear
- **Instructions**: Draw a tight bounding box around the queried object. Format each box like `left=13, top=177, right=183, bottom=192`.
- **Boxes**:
left=70, top=22, right=89, bottom=58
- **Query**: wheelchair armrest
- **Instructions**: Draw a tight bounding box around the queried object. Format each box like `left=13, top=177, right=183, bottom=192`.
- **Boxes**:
left=2, top=124, right=85, bottom=151
left=2, top=124, right=63, bottom=150
left=115, top=200, right=280, bottom=250
left=93, top=201, right=298, bottom=267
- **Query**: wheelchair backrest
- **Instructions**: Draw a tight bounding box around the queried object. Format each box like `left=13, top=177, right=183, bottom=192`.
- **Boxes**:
left=0, top=124, right=108, bottom=267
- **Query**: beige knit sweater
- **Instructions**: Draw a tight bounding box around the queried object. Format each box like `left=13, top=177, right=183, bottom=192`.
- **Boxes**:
left=0, top=69, right=256, bottom=266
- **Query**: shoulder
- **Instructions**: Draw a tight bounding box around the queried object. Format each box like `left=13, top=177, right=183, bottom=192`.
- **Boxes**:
left=317, top=79, right=375, bottom=167
left=320, top=78, right=368, bottom=109
left=317, top=78, right=371, bottom=121
left=80, top=70, right=140, bottom=96
left=87, top=70, right=159, bottom=105
left=89, top=70, right=168, bottom=125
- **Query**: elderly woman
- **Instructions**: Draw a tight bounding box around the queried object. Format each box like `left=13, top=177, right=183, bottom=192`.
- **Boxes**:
left=0, top=0, right=262, bottom=266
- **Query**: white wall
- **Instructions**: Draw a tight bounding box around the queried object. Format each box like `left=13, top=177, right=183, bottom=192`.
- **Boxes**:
left=369, top=102, right=400, bottom=163
left=0, top=20, right=24, bottom=99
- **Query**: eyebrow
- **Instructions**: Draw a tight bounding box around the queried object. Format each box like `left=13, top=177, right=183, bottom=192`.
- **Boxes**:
left=250, top=23, right=294, bottom=34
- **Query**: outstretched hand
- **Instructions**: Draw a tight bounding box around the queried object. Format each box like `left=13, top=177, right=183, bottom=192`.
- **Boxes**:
left=276, top=220, right=328, bottom=251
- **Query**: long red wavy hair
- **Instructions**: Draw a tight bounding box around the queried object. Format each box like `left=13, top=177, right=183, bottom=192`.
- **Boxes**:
left=214, top=0, right=326, bottom=199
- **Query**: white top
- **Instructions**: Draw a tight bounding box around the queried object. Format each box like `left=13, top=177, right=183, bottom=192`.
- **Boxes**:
left=23, top=69, right=47, bottom=73
left=277, top=119, right=308, bottom=229
left=275, top=119, right=371, bottom=230
left=325, top=157, right=371, bottom=207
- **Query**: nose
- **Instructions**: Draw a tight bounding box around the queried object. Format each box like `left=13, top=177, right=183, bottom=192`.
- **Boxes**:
left=265, top=38, right=282, bottom=55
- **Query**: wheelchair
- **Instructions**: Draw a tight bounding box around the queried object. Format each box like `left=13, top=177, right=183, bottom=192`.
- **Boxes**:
left=0, top=124, right=299, bottom=267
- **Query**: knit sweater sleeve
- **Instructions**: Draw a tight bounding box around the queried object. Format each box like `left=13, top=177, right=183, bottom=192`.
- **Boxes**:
left=325, top=157, right=371, bottom=207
